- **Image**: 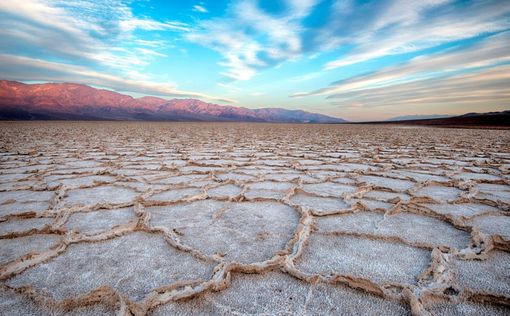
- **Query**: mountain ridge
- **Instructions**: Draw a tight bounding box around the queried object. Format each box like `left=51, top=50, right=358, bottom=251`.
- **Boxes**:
left=387, top=114, right=454, bottom=121
left=0, top=80, right=346, bottom=123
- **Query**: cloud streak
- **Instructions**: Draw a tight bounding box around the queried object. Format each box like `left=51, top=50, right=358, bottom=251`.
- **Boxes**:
left=293, top=31, right=510, bottom=98
left=324, top=0, right=510, bottom=70
left=192, top=5, right=208, bottom=13
left=327, top=66, right=510, bottom=110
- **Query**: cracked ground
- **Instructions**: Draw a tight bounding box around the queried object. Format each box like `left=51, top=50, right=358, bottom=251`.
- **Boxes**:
left=0, top=122, right=509, bottom=316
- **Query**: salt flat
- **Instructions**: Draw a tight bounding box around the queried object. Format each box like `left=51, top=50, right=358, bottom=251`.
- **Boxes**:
left=0, top=122, right=509, bottom=315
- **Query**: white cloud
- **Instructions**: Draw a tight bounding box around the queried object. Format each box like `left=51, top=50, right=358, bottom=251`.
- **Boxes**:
left=119, top=19, right=189, bottom=32
left=324, top=0, right=510, bottom=70
left=294, top=31, right=510, bottom=98
left=291, top=32, right=510, bottom=112
left=192, top=5, right=208, bottom=13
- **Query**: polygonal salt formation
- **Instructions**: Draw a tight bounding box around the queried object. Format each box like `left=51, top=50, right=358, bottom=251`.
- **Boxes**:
left=423, top=203, right=501, bottom=220
left=0, top=234, right=61, bottom=265
left=357, top=175, right=415, bottom=192
left=0, top=190, right=54, bottom=204
left=206, top=184, right=242, bottom=199
left=296, top=234, right=431, bottom=285
left=148, top=200, right=298, bottom=263
left=64, top=185, right=138, bottom=207
left=66, top=207, right=136, bottom=235
left=317, top=211, right=471, bottom=249
left=467, top=215, right=510, bottom=242
left=290, top=194, right=351, bottom=215
left=0, top=201, right=51, bottom=217
left=414, top=185, right=463, bottom=202
left=302, top=182, right=356, bottom=198
left=152, top=271, right=409, bottom=315
left=8, top=232, right=214, bottom=301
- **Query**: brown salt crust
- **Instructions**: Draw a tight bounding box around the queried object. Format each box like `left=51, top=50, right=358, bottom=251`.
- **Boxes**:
left=406, top=203, right=471, bottom=228
left=6, top=284, right=122, bottom=314
left=466, top=291, right=510, bottom=307
left=0, top=211, right=40, bottom=221
left=0, top=225, right=65, bottom=239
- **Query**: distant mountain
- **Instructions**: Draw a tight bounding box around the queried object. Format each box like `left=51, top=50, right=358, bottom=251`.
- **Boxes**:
left=360, top=110, right=510, bottom=128
left=387, top=114, right=453, bottom=121
left=458, top=110, right=510, bottom=118
left=0, top=81, right=346, bottom=123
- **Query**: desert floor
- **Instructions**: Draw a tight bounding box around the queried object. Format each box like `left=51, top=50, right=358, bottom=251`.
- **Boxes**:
left=0, top=122, right=509, bottom=315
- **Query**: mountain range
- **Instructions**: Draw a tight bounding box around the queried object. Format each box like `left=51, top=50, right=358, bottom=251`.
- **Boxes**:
left=387, top=114, right=454, bottom=121
left=0, top=81, right=346, bottom=123
left=362, top=110, right=510, bottom=128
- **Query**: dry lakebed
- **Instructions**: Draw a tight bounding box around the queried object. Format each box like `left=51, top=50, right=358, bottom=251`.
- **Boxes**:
left=0, top=122, right=509, bottom=315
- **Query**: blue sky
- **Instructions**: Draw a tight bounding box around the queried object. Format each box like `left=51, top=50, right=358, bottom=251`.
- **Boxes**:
left=0, top=0, right=509, bottom=120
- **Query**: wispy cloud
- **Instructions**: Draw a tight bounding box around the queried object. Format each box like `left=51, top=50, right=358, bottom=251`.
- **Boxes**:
left=293, top=32, right=510, bottom=98
left=119, top=19, right=190, bottom=32
left=323, top=0, right=510, bottom=70
left=326, top=66, right=510, bottom=110
left=192, top=5, right=208, bottom=13
left=186, top=0, right=319, bottom=80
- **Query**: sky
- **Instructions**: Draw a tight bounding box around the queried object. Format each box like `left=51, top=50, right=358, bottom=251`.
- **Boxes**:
left=0, top=0, right=509, bottom=121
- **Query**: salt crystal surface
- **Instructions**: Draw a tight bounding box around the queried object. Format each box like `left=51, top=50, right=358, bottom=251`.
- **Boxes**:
left=153, top=271, right=409, bottom=315
left=0, top=234, right=61, bottom=265
left=358, top=175, right=415, bottom=192
left=302, top=182, right=356, bottom=197
left=64, top=185, right=138, bottom=207
left=454, top=251, right=510, bottom=295
left=427, top=300, right=510, bottom=316
left=414, top=185, right=463, bottom=202
left=207, top=184, right=242, bottom=199
left=0, top=190, right=54, bottom=204
left=148, top=200, right=298, bottom=263
left=147, top=187, right=203, bottom=202
left=66, top=207, right=136, bottom=235
left=297, top=234, right=431, bottom=285
left=423, top=203, right=501, bottom=219
left=467, top=215, right=510, bottom=240
left=0, top=217, right=53, bottom=235
left=0, top=201, right=50, bottom=216
left=317, top=211, right=470, bottom=249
